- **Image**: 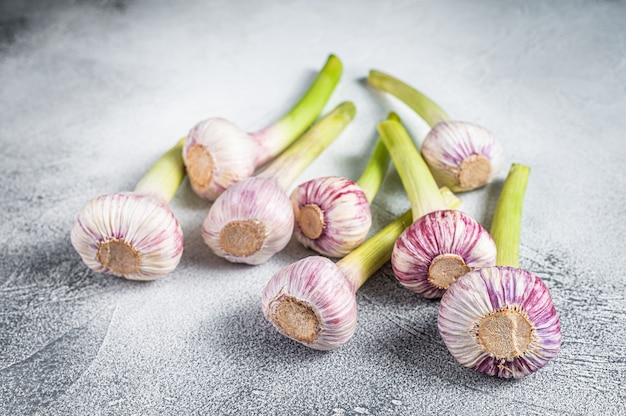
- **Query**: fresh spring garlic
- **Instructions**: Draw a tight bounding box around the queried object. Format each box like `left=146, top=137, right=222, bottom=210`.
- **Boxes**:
left=262, top=210, right=413, bottom=350
left=377, top=120, right=496, bottom=299
left=70, top=139, right=186, bottom=281
left=202, top=102, right=356, bottom=265
left=183, top=54, right=343, bottom=201
left=290, top=112, right=398, bottom=258
left=438, top=164, right=561, bottom=379
left=368, top=70, right=504, bottom=192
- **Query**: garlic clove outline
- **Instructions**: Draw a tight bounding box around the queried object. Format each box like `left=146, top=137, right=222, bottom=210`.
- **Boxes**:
left=438, top=266, right=562, bottom=379
left=184, top=54, right=343, bottom=201
left=368, top=70, right=504, bottom=192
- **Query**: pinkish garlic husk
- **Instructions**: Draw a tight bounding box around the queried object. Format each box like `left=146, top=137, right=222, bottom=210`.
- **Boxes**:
left=201, top=176, right=294, bottom=265
left=438, top=266, right=562, bottom=379
left=290, top=176, right=371, bottom=258
left=70, top=192, right=184, bottom=281
left=261, top=256, right=358, bottom=350
left=421, top=121, right=504, bottom=192
left=392, top=209, right=496, bottom=299
left=183, top=118, right=258, bottom=201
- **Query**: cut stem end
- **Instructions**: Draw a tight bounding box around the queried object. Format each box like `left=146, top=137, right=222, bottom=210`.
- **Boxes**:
left=219, top=219, right=266, bottom=257
left=478, top=309, right=533, bottom=361
left=96, top=238, right=141, bottom=275
left=271, top=296, right=321, bottom=344
left=297, top=204, right=326, bottom=240
left=428, top=254, right=470, bottom=289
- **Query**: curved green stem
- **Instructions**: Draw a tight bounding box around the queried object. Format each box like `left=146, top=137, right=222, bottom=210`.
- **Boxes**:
left=134, top=138, right=186, bottom=203
left=252, top=54, right=343, bottom=166
left=338, top=209, right=413, bottom=290
left=490, top=163, right=530, bottom=268
left=368, top=70, right=449, bottom=128
left=258, top=101, right=356, bottom=190
left=377, top=120, right=446, bottom=220
left=356, top=112, right=399, bottom=202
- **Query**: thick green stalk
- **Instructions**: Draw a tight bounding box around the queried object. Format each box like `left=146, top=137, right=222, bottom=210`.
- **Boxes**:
left=490, top=163, right=530, bottom=268
left=252, top=55, right=343, bottom=166
left=377, top=120, right=446, bottom=220
left=134, top=138, right=186, bottom=203
left=355, top=112, right=397, bottom=203
left=368, top=70, right=449, bottom=128
left=258, top=101, right=356, bottom=190
left=338, top=209, right=413, bottom=290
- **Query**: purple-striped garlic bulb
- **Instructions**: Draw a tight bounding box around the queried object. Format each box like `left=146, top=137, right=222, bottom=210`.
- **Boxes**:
left=71, top=139, right=186, bottom=281
left=262, top=256, right=358, bottom=350
left=421, top=121, right=504, bottom=192
left=368, top=70, right=504, bottom=192
left=71, top=192, right=184, bottom=281
left=183, top=54, right=343, bottom=202
left=202, top=176, right=294, bottom=265
left=291, top=176, right=371, bottom=258
left=392, top=210, right=497, bottom=299
left=201, top=102, right=356, bottom=265
left=438, top=266, right=562, bottom=379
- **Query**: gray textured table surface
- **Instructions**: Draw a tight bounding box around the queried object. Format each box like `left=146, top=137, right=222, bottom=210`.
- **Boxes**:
left=1, top=0, right=625, bottom=415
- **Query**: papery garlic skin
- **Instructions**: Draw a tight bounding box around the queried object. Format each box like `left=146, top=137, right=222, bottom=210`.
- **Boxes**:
left=202, top=177, right=294, bottom=265
left=421, top=121, right=504, bottom=192
left=438, top=266, right=562, bottom=379
left=291, top=177, right=371, bottom=258
left=392, top=210, right=496, bottom=299
left=70, top=192, right=184, bottom=281
left=261, top=256, right=357, bottom=350
left=183, top=118, right=258, bottom=201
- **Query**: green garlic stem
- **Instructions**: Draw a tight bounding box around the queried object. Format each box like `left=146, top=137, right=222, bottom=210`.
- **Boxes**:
left=368, top=70, right=449, bottom=128
left=134, top=137, right=186, bottom=203
left=355, top=112, right=398, bottom=203
left=259, top=101, right=356, bottom=191
left=377, top=120, right=446, bottom=220
left=490, top=163, right=530, bottom=268
left=252, top=54, right=343, bottom=166
left=338, top=209, right=413, bottom=290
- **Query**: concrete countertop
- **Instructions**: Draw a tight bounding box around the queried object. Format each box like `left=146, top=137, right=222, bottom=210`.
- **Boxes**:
left=1, top=0, right=624, bottom=414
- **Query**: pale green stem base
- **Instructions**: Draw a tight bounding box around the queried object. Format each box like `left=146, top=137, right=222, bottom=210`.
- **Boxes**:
left=490, top=163, right=530, bottom=268
left=368, top=70, right=449, bottom=128
left=134, top=137, right=187, bottom=203
left=258, top=101, right=356, bottom=191
left=356, top=112, right=398, bottom=203
left=250, top=54, right=343, bottom=167
left=377, top=120, right=446, bottom=220
left=338, top=209, right=413, bottom=291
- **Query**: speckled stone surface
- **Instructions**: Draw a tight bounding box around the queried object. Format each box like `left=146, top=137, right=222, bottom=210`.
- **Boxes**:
left=1, top=0, right=625, bottom=415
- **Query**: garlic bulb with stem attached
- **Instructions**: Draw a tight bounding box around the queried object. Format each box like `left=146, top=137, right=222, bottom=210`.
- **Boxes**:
left=71, top=139, right=186, bottom=281
left=377, top=120, right=497, bottom=299
left=184, top=54, right=343, bottom=201
left=368, top=70, right=504, bottom=192
left=438, top=163, right=562, bottom=379
left=289, top=112, right=397, bottom=258
left=202, top=101, right=356, bottom=265
left=262, top=209, right=413, bottom=350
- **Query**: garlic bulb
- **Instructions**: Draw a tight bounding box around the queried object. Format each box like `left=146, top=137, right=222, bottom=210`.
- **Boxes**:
left=291, top=176, right=371, bottom=258
left=71, top=139, right=186, bottom=281
left=184, top=54, right=343, bottom=201
left=202, top=102, right=356, bottom=265
left=368, top=70, right=504, bottom=192
left=71, top=192, right=184, bottom=281
left=438, top=266, right=561, bottom=379
left=392, top=210, right=496, bottom=299
left=202, top=177, right=293, bottom=265
left=262, top=210, right=413, bottom=350
left=421, top=121, right=504, bottom=192
left=262, top=256, right=357, bottom=350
